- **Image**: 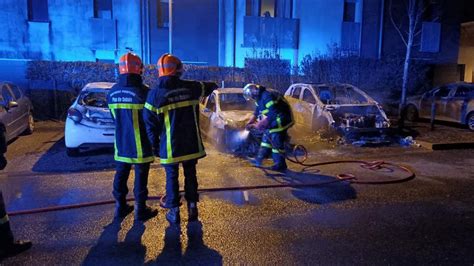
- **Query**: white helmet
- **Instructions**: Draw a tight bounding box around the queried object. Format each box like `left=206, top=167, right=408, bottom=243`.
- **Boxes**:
left=243, top=83, right=261, bottom=101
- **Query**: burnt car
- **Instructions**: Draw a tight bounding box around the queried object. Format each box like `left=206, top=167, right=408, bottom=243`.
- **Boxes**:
left=284, top=83, right=390, bottom=133
left=65, top=82, right=115, bottom=156
left=199, top=88, right=257, bottom=151
left=404, top=82, right=474, bottom=131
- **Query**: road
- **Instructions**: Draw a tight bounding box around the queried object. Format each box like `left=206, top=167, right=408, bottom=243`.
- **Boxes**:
left=1, top=121, right=473, bottom=265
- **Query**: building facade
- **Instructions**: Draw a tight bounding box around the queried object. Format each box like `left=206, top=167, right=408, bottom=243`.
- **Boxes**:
left=0, top=0, right=470, bottom=78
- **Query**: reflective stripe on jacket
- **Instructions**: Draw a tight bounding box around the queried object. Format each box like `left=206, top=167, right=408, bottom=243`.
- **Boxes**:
left=143, top=76, right=217, bottom=165
left=107, top=74, right=154, bottom=164
left=254, top=89, right=294, bottom=133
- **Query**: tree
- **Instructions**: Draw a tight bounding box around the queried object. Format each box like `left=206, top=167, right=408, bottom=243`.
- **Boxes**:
left=389, top=0, right=440, bottom=123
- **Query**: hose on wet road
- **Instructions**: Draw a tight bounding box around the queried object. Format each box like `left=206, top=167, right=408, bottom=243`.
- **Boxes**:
left=7, top=145, right=415, bottom=217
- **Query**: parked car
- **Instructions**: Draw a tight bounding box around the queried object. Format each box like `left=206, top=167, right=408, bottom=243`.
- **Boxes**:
left=0, top=82, right=34, bottom=141
left=404, top=82, right=474, bottom=131
left=65, top=82, right=115, bottom=156
left=199, top=88, right=257, bottom=152
left=284, top=83, right=390, bottom=133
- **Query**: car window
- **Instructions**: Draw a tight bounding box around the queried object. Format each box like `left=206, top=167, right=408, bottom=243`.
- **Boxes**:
left=10, top=84, right=22, bottom=99
left=302, top=89, right=316, bottom=104
left=291, top=87, right=301, bottom=99
left=206, top=94, right=216, bottom=112
left=434, top=87, right=450, bottom=98
left=1, top=85, right=14, bottom=105
left=454, top=86, right=473, bottom=97
left=79, top=90, right=108, bottom=107
left=219, top=93, right=254, bottom=111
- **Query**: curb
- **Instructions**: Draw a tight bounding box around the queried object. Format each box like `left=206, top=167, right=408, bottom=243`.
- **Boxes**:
left=416, top=140, right=474, bottom=150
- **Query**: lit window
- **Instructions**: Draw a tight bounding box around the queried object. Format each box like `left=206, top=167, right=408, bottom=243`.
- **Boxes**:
left=94, top=0, right=112, bottom=19
left=28, top=0, right=49, bottom=22
left=158, top=0, right=169, bottom=28
left=261, top=0, right=275, bottom=17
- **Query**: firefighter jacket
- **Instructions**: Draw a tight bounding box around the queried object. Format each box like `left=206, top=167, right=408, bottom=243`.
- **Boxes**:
left=143, top=76, right=217, bottom=165
left=254, top=88, right=294, bottom=133
left=107, top=74, right=154, bottom=164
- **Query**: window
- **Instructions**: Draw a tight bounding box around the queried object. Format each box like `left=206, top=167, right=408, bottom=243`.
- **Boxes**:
left=9, top=85, right=22, bottom=100
left=261, top=0, right=276, bottom=17
left=302, top=89, right=316, bottom=104
left=1, top=86, right=13, bottom=105
left=28, top=0, right=49, bottom=22
left=434, top=87, right=450, bottom=98
left=157, top=0, right=169, bottom=28
left=343, top=1, right=356, bottom=22
left=94, top=0, right=112, bottom=19
left=291, top=87, right=301, bottom=99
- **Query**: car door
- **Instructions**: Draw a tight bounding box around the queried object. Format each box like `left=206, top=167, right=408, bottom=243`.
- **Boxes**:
left=419, top=86, right=450, bottom=120
left=8, top=83, right=29, bottom=130
left=200, top=93, right=216, bottom=135
left=1, top=84, right=22, bottom=140
left=445, top=85, right=470, bottom=123
left=286, top=86, right=303, bottom=126
left=300, top=87, right=317, bottom=130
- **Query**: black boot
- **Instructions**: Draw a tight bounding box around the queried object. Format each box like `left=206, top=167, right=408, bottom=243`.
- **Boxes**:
left=166, top=207, right=180, bottom=224
left=0, top=240, right=32, bottom=259
left=271, top=152, right=287, bottom=172
left=187, top=202, right=198, bottom=222
left=135, top=204, right=158, bottom=222
left=114, top=203, right=134, bottom=219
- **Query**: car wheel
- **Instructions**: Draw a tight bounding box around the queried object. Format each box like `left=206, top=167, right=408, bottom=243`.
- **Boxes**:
left=467, top=112, right=474, bottom=131
left=66, top=147, right=80, bottom=157
left=404, top=105, right=418, bottom=122
left=23, top=112, right=35, bottom=135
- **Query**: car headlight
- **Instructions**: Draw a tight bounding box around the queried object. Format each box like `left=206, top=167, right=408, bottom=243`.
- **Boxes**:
left=67, top=108, right=83, bottom=123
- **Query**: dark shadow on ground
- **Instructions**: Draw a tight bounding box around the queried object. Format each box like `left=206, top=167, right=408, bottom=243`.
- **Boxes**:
left=151, top=222, right=222, bottom=265
left=82, top=220, right=146, bottom=266
left=262, top=167, right=357, bottom=205
left=32, top=137, right=116, bottom=173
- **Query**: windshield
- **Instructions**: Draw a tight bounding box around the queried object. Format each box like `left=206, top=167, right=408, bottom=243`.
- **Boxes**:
left=79, top=90, right=108, bottom=108
left=315, top=85, right=369, bottom=105
left=219, top=93, right=254, bottom=111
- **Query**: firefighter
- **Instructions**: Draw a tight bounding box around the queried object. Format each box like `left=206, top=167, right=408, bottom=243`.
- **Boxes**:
left=0, top=124, right=32, bottom=259
left=143, top=53, right=217, bottom=224
left=107, top=52, right=158, bottom=222
left=244, top=83, right=294, bottom=171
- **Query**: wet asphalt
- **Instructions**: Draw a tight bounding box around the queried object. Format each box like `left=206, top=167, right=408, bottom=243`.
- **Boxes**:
left=1, top=121, right=473, bottom=265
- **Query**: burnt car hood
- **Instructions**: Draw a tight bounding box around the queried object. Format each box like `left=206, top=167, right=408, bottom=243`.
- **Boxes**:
left=219, top=111, right=254, bottom=129
left=324, top=104, right=390, bottom=130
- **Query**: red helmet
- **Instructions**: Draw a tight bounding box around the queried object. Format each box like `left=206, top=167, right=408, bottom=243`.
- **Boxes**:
left=157, top=53, right=183, bottom=77
left=119, top=52, right=143, bottom=75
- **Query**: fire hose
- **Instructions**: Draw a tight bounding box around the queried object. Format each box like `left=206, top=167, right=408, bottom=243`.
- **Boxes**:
left=7, top=142, right=415, bottom=217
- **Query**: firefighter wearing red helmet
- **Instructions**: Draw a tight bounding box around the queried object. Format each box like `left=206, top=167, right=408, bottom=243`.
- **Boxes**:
left=144, top=53, right=217, bottom=224
left=107, top=52, right=158, bottom=221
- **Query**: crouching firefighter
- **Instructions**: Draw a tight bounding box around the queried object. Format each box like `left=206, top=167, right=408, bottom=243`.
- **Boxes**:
left=244, top=83, right=294, bottom=171
left=144, top=53, right=218, bottom=224
left=107, top=52, right=158, bottom=222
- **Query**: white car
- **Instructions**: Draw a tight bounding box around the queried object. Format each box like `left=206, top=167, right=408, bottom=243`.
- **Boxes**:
left=65, top=82, right=115, bottom=156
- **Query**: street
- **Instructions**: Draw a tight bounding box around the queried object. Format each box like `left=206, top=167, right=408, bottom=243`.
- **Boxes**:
left=1, top=121, right=473, bottom=265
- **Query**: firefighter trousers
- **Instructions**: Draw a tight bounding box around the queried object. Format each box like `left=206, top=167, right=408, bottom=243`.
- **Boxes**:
left=113, top=162, right=151, bottom=208
left=163, top=159, right=199, bottom=208
left=0, top=190, right=14, bottom=248
left=257, top=130, right=288, bottom=168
